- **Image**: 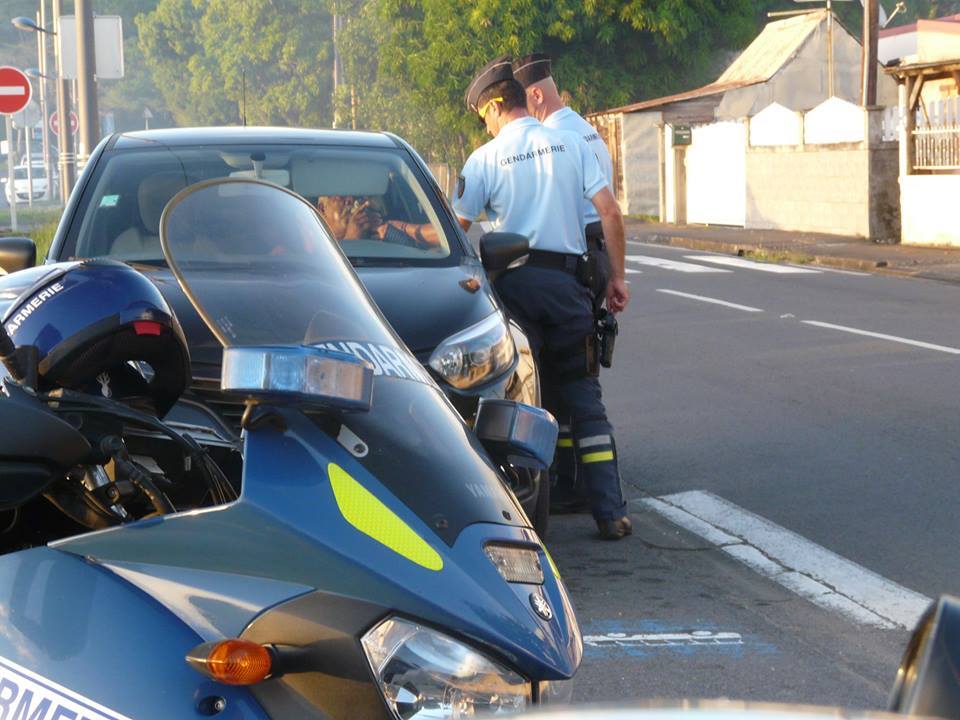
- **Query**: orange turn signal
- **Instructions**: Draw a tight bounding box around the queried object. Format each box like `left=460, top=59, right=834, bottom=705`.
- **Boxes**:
left=185, top=639, right=273, bottom=686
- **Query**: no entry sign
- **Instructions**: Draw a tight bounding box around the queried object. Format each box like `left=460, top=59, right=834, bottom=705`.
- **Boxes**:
left=0, top=67, right=32, bottom=115
left=50, top=110, right=78, bottom=137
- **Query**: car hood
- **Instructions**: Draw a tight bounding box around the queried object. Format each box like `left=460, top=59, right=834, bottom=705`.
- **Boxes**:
left=350, top=262, right=498, bottom=356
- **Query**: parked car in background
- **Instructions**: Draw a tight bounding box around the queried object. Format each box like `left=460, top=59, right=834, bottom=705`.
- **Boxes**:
left=2, top=163, right=55, bottom=204
left=0, top=127, right=550, bottom=535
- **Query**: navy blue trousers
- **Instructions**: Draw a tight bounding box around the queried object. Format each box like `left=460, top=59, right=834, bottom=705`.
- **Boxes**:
left=495, top=265, right=627, bottom=522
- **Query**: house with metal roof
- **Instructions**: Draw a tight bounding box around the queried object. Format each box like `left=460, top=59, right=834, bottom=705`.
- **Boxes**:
left=590, top=10, right=897, bottom=223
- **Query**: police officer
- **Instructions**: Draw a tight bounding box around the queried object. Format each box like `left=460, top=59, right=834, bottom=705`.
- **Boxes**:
left=512, top=53, right=614, bottom=295
left=454, top=57, right=632, bottom=540
left=513, top=53, right=619, bottom=514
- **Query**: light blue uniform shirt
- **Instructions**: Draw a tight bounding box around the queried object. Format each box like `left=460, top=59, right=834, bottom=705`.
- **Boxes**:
left=454, top=116, right=608, bottom=255
left=543, top=107, right=614, bottom=227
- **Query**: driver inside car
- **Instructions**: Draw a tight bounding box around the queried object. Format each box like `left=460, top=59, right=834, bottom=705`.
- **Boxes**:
left=316, top=195, right=442, bottom=250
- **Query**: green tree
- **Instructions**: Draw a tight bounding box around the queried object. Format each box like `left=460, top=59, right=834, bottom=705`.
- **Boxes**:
left=338, top=0, right=768, bottom=166
left=138, top=0, right=335, bottom=127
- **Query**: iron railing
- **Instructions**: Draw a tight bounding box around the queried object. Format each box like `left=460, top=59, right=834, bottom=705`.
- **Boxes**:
left=913, top=125, right=960, bottom=171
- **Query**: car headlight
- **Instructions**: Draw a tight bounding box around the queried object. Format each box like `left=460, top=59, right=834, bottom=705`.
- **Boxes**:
left=362, top=617, right=530, bottom=719
left=429, top=312, right=515, bottom=390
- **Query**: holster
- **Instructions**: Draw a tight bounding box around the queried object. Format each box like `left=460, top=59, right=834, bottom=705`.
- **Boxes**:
left=596, top=309, right=618, bottom=369
left=576, top=252, right=603, bottom=297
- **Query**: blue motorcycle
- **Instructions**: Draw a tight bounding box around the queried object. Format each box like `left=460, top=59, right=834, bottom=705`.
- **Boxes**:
left=0, top=178, right=581, bottom=719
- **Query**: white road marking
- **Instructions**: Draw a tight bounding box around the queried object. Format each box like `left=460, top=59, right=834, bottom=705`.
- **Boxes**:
left=641, top=491, right=932, bottom=629
left=788, top=264, right=870, bottom=276
left=802, top=320, right=960, bottom=355
left=625, top=268, right=642, bottom=274
left=0, top=86, right=27, bottom=96
left=627, top=255, right=730, bottom=273
left=685, top=255, right=820, bottom=274
left=584, top=631, right=743, bottom=648
left=657, top=289, right=764, bottom=313
left=627, top=240, right=687, bottom=251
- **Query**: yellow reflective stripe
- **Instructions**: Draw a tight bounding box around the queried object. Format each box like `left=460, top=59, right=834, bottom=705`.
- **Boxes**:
left=542, top=546, right=561, bottom=579
left=328, top=463, right=443, bottom=571
left=581, top=450, right=614, bottom=464
left=557, top=439, right=574, bottom=448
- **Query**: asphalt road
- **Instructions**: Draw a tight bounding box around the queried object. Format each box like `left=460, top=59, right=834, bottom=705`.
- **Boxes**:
left=546, top=240, right=959, bottom=710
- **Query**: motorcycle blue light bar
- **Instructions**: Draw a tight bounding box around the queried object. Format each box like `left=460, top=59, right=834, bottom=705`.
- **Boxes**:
left=474, top=399, right=558, bottom=470
left=221, top=345, right=374, bottom=411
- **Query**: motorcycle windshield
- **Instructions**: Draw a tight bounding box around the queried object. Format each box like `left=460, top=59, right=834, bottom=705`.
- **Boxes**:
left=160, top=179, right=524, bottom=543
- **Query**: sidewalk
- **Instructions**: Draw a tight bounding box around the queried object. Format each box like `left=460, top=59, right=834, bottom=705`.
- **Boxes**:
left=627, top=220, right=960, bottom=284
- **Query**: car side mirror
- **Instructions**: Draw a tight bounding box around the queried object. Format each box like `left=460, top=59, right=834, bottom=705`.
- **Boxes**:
left=0, top=237, right=37, bottom=274
left=474, top=399, right=558, bottom=470
left=479, top=232, right=529, bottom=273
left=889, top=595, right=960, bottom=719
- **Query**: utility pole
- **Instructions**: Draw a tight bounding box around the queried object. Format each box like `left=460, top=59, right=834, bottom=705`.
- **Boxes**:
left=37, top=3, right=53, bottom=201
left=75, top=0, right=99, bottom=166
left=861, top=0, right=879, bottom=106
left=52, top=0, right=74, bottom=201
left=332, top=3, right=341, bottom=128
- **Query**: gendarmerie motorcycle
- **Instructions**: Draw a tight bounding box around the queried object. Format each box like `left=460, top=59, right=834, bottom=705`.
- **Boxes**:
left=0, top=178, right=580, bottom=719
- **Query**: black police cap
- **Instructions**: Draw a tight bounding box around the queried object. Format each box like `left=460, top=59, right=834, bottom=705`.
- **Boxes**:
left=512, top=53, right=552, bottom=89
left=464, top=56, right=514, bottom=112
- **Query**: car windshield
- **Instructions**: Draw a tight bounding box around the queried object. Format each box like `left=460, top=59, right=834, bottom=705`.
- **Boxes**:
left=14, top=166, right=45, bottom=180
left=66, top=143, right=456, bottom=266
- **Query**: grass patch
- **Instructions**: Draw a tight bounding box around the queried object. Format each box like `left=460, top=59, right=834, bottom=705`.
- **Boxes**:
left=0, top=205, right=62, bottom=230
left=1, top=206, right=62, bottom=264
left=741, top=248, right=814, bottom=265
left=625, top=213, right=659, bottom=223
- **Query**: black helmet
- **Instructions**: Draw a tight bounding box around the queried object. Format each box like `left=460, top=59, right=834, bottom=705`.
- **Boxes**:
left=1, top=259, right=190, bottom=417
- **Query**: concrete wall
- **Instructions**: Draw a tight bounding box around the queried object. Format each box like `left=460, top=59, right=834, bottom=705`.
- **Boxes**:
left=620, top=111, right=661, bottom=216
left=743, top=107, right=900, bottom=240
left=746, top=144, right=871, bottom=236
left=900, top=175, right=960, bottom=246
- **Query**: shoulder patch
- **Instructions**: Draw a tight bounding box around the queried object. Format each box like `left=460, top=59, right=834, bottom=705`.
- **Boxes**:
left=457, top=175, right=465, bottom=199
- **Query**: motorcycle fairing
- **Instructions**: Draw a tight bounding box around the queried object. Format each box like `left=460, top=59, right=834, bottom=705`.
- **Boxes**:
left=0, top=547, right=269, bottom=719
left=54, top=407, right=582, bottom=681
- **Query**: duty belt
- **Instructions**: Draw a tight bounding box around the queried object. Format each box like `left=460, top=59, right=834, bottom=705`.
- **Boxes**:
left=525, top=250, right=580, bottom=274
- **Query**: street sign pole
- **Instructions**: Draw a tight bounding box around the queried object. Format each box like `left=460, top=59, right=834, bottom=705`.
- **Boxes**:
left=5, top=115, right=17, bottom=231
left=24, top=120, right=33, bottom=207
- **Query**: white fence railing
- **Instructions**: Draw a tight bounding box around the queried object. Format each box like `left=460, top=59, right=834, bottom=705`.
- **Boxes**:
left=913, top=125, right=960, bottom=171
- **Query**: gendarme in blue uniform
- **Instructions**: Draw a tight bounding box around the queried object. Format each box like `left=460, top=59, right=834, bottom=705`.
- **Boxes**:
left=542, top=107, right=614, bottom=228
left=454, top=113, right=628, bottom=528
left=455, top=116, right=605, bottom=254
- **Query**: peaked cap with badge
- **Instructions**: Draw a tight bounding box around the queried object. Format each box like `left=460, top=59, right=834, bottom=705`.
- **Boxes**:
left=511, top=53, right=552, bottom=89
left=464, top=55, right=515, bottom=112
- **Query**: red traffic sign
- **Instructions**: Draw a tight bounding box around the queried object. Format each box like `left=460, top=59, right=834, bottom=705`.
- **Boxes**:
left=49, top=110, right=78, bottom=137
left=0, top=67, right=32, bottom=115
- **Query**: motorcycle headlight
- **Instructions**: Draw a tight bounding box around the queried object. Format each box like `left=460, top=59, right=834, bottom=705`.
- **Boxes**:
left=429, top=312, right=515, bottom=390
left=362, top=617, right=530, bottom=719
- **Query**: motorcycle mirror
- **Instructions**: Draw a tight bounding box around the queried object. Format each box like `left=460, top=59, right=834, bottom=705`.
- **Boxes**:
left=0, top=237, right=37, bottom=274
left=474, top=399, right=558, bottom=470
left=479, top=232, right=529, bottom=273
left=889, top=595, right=960, bottom=719
left=221, top=345, right=374, bottom=412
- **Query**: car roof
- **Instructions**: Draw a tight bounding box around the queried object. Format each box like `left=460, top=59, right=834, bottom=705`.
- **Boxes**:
left=112, top=126, right=400, bottom=150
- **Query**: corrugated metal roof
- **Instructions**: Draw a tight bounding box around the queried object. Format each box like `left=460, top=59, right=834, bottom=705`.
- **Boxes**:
left=590, top=11, right=825, bottom=117
left=717, top=10, right=824, bottom=85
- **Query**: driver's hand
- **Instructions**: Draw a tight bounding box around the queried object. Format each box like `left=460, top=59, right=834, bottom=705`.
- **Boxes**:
left=344, top=200, right=380, bottom=240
